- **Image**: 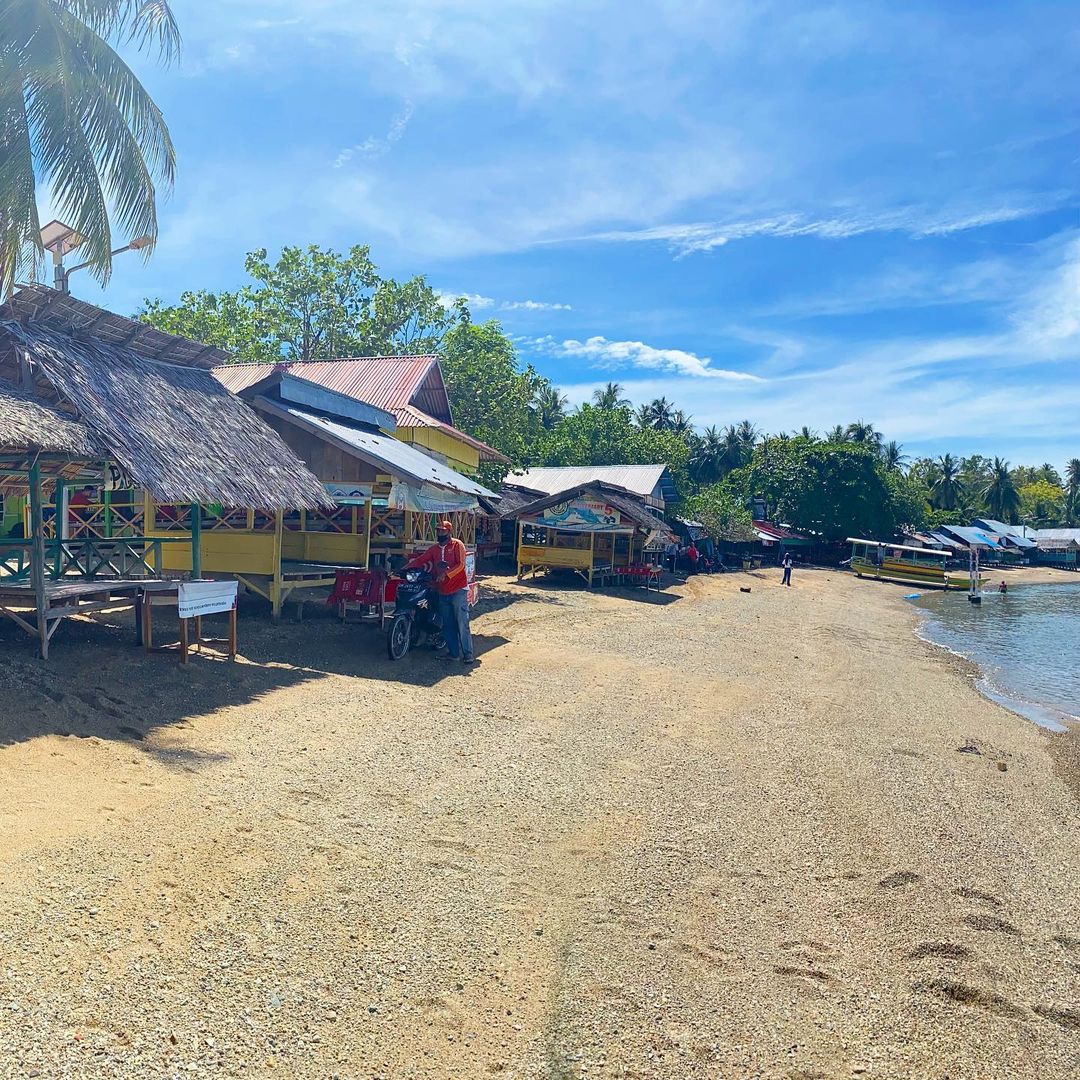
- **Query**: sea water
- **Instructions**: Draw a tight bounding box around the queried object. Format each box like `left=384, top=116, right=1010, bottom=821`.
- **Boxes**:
left=913, top=581, right=1080, bottom=732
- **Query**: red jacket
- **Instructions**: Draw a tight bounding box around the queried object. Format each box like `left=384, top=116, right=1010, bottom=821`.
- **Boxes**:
left=405, top=538, right=469, bottom=595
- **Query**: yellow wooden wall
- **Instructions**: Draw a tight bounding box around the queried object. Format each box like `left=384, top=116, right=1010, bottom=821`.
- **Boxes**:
left=397, top=426, right=480, bottom=475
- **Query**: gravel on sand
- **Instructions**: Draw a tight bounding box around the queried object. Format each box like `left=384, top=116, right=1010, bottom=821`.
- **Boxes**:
left=0, top=567, right=1076, bottom=1079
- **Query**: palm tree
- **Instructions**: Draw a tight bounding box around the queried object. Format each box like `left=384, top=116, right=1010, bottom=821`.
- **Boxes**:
left=691, top=425, right=725, bottom=485
left=534, top=384, right=568, bottom=429
left=735, top=419, right=759, bottom=449
left=1036, top=462, right=1062, bottom=486
left=669, top=408, right=694, bottom=435
left=929, top=453, right=964, bottom=510
left=592, top=381, right=630, bottom=410
left=798, top=426, right=818, bottom=441
left=641, top=396, right=676, bottom=431
left=1066, top=458, right=1080, bottom=525
left=844, top=419, right=883, bottom=447
left=718, top=424, right=748, bottom=474
left=982, top=457, right=1021, bottom=523
left=881, top=440, right=908, bottom=472
left=825, top=424, right=846, bottom=443
left=1, top=0, right=180, bottom=294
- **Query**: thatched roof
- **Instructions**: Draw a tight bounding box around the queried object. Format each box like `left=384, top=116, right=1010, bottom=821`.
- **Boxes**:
left=0, top=377, right=94, bottom=456
left=0, top=284, right=231, bottom=368
left=0, top=320, right=329, bottom=509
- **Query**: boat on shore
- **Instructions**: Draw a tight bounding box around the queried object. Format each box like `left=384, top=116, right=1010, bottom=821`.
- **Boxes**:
left=846, top=537, right=974, bottom=591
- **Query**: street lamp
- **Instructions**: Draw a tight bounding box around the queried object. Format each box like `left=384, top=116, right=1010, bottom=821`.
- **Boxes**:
left=39, top=219, right=153, bottom=294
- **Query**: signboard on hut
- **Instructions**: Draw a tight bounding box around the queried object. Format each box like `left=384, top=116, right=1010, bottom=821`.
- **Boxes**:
left=536, top=498, right=621, bottom=531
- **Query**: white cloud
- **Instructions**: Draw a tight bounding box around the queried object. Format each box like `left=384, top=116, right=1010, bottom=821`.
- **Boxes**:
left=581, top=197, right=1069, bottom=257
left=501, top=299, right=572, bottom=311
left=334, top=102, right=414, bottom=167
left=436, top=293, right=571, bottom=312
left=554, top=336, right=764, bottom=381
left=435, top=291, right=495, bottom=310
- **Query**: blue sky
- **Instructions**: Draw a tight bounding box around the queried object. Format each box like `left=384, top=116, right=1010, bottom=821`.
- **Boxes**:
left=64, top=0, right=1080, bottom=468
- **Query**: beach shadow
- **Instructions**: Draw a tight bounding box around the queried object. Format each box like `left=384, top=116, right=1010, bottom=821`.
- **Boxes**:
left=0, top=601, right=324, bottom=767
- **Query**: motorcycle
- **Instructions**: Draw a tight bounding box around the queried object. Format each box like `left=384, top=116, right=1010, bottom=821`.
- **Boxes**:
left=386, top=567, right=445, bottom=661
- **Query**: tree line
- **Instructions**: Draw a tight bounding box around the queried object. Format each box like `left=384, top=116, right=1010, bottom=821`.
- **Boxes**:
left=139, top=244, right=1080, bottom=542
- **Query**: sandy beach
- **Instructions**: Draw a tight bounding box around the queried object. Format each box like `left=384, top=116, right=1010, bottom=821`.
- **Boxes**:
left=0, top=566, right=1076, bottom=1079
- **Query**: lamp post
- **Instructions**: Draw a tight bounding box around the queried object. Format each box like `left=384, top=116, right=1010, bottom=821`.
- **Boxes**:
left=39, top=219, right=152, bottom=294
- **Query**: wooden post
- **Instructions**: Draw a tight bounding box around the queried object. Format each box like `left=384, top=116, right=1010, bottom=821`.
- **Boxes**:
left=516, top=519, right=524, bottom=579
left=28, top=461, right=49, bottom=659
left=228, top=605, right=238, bottom=659
left=588, top=530, right=596, bottom=588
left=179, top=616, right=189, bottom=664
left=363, top=499, right=373, bottom=569
left=190, top=503, right=202, bottom=580
left=271, top=508, right=284, bottom=621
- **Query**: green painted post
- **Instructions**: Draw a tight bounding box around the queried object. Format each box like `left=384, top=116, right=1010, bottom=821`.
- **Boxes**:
left=190, top=503, right=202, bottom=580
left=28, top=462, right=49, bottom=658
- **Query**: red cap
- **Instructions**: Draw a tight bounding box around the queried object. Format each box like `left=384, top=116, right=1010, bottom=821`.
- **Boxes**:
left=438, top=520, right=453, bottom=531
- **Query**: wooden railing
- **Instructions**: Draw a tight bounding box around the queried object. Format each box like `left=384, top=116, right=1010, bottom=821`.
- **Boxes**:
left=0, top=537, right=190, bottom=582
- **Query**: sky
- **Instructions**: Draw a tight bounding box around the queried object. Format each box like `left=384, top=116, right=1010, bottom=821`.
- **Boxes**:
left=58, top=0, right=1080, bottom=469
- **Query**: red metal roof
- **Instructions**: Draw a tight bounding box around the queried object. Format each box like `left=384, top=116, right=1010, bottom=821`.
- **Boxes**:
left=213, top=357, right=506, bottom=461
left=752, top=519, right=806, bottom=541
left=213, top=356, right=440, bottom=411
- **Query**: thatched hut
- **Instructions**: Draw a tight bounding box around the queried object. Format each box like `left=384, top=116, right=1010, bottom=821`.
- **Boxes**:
left=0, top=285, right=327, bottom=656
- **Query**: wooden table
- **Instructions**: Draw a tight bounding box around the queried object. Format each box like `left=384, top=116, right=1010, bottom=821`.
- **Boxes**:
left=0, top=578, right=148, bottom=659
left=140, top=580, right=237, bottom=663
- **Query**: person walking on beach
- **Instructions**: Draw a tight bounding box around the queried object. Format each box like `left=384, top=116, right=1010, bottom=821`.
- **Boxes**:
left=781, top=552, right=793, bottom=586
left=404, top=520, right=475, bottom=665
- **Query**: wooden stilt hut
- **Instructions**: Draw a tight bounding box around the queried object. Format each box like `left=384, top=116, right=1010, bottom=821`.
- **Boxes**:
left=0, top=287, right=328, bottom=657
left=159, top=370, right=496, bottom=618
left=511, top=482, right=673, bottom=588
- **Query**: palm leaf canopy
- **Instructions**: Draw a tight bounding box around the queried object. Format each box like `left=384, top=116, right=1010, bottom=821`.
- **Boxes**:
left=0, top=0, right=179, bottom=292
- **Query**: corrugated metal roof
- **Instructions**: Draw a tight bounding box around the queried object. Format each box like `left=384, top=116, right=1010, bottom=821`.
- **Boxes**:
left=214, top=356, right=439, bottom=411
left=939, top=526, right=1002, bottom=549
left=214, top=357, right=506, bottom=461
left=267, top=400, right=496, bottom=499
left=509, top=465, right=672, bottom=501
left=1033, top=528, right=1080, bottom=540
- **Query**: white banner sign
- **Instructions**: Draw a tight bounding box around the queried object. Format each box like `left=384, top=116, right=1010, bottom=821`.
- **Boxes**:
left=178, top=580, right=238, bottom=619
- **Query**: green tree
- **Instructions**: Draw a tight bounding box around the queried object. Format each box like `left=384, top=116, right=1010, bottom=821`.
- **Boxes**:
left=1066, top=458, right=1080, bottom=525
left=739, top=439, right=925, bottom=541
left=982, top=457, right=1021, bottom=523
left=592, top=381, right=631, bottom=410
left=534, top=383, right=568, bottom=429
left=844, top=419, right=883, bottom=447
left=1018, top=479, right=1065, bottom=527
left=141, top=244, right=462, bottom=362
left=439, top=319, right=545, bottom=484
left=638, top=396, right=676, bottom=431
left=929, top=453, right=964, bottom=510
left=140, top=289, right=278, bottom=362
left=881, top=440, right=907, bottom=472
left=682, top=483, right=757, bottom=543
left=690, top=425, right=726, bottom=486
left=1, top=0, right=179, bottom=293
left=538, top=404, right=690, bottom=495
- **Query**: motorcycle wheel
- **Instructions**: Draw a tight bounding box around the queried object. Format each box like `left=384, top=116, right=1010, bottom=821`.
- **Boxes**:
left=387, top=613, right=413, bottom=660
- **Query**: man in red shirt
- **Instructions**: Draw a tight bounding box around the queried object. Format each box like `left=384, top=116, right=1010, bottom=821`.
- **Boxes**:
left=404, top=519, right=475, bottom=664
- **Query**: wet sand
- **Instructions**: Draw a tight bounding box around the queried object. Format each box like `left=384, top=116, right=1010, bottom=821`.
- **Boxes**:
left=0, top=566, right=1076, bottom=1078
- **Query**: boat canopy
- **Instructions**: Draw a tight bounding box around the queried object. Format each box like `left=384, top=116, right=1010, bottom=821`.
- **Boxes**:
left=847, top=538, right=951, bottom=558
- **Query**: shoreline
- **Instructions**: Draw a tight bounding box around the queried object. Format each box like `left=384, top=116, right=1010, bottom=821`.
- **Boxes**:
left=904, top=566, right=1080, bottom=801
